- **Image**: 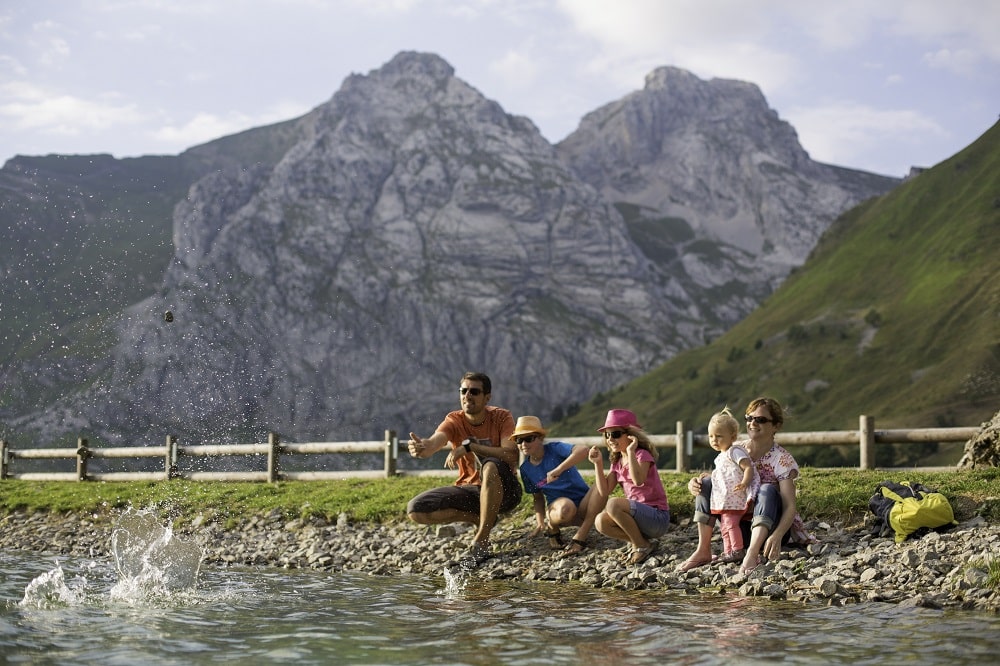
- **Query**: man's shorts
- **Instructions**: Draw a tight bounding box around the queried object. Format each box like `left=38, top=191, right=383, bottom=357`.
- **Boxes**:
left=406, top=457, right=523, bottom=515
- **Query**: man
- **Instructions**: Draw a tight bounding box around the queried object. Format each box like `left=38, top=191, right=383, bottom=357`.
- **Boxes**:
left=406, top=372, right=522, bottom=566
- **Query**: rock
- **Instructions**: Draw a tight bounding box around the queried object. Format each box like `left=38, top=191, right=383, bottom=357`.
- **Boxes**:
left=2, top=508, right=998, bottom=612
left=958, top=408, right=1000, bottom=469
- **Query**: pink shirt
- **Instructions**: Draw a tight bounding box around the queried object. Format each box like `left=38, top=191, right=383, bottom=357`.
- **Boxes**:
left=609, top=448, right=669, bottom=511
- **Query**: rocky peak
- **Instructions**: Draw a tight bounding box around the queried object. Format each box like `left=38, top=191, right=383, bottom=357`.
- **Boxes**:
left=5, top=52, right=899, bottom=448
left=557, top=67, right=896, bottom=294
left=56, top=51, right=688, bottom=444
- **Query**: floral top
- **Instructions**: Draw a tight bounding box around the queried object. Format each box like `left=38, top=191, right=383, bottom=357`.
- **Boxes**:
left=710, top=446, right=759, bottom=512
left=736, top=441, right=817, bottom=545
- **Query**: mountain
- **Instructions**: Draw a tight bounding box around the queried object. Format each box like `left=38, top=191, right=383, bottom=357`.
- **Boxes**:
left=553, top=121, right=1000, bottom=465
left=557, top=66, right=898, bottom=317
left=1, top=51, right=898, bottom=447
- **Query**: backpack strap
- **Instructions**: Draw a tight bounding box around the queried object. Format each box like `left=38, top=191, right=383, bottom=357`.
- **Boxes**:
left=880, top=485, right=905, bottom=503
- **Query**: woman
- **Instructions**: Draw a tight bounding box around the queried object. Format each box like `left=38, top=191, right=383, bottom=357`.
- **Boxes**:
left=589, top=408, right=671, bottom=564
left=677, top=397, right=816, bottom=575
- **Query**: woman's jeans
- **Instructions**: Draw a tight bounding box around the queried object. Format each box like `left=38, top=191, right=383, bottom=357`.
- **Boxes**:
left=693, top=478, right=785, bottom=543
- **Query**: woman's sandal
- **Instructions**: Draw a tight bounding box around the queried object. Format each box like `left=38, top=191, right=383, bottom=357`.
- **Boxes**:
left=676, top=555, right=713, bottom=572
left=544, top=528, right=564, bottom=550
left=561, top=538, right=588, bottom=557
left=738, top=555, right=764, bottom=576
left=630, top=539, right=659, bottom=565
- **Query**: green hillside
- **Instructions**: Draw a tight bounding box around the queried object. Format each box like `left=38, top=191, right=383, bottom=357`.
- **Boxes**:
left=0, top=115, right=309, bottom=369
left=552, top=122, right=1000, bottom=465
left=0, top=118, right=308, bottom=427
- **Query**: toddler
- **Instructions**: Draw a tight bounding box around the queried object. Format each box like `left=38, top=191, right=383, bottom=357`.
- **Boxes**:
left=708, top=407, right=759, bottom=562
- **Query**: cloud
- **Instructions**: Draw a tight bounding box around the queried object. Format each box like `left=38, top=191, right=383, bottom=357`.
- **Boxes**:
left=553, top=0, right=999, bottom=85
left=923, top=48, right=980, bottom=76
left=150, top=102, right=311, bottom=150
left=0, top=54, right=27, bottom=78
left=488, top=49, right=539, bottom=89
left=890, top=0, right=1000, bottom=61
left=551, top=0, right=801, bottom=99
left=344, top=0, right=425, bottom=15
left=556, top=0, right=769, bottom=52
left=0, top=82, right=144, bottom=134
left=38, top=36, right=71, bottom=65
left=785, top=101, right=946, bottom=169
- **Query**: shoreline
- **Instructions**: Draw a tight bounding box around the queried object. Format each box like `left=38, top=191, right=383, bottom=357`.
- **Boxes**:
left=1, top=508, right=998, bottom=613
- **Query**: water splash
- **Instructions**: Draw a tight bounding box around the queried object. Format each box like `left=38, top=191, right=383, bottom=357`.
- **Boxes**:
left=19, top=560, right=87, bottom=608
left=443, top=558, right=481, bottom=598
left=111, top=509, right=204, bottom=597
left=109, top=508, right=203, bottom=600
left=18, top=508, right=204, bottom=608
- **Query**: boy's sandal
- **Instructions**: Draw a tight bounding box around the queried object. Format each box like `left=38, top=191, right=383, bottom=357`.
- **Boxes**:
left=561, top=538, right=588, bottom=557
left=544, top=528, right=564, bottom=549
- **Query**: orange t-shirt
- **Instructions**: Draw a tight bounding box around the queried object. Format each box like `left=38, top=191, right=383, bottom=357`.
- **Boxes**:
left=437, top=406, right=515, bottom=485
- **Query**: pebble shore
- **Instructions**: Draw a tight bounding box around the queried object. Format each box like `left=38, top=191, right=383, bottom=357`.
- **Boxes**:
left=2, top=507, right=998, bottom=613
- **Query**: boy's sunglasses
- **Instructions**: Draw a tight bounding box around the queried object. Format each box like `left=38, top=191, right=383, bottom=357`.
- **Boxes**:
left=514, top=434, right=540, bottom=446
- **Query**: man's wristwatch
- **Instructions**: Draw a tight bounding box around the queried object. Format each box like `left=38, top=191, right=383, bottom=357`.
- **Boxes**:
left=461, top=438, right=474, bottom=454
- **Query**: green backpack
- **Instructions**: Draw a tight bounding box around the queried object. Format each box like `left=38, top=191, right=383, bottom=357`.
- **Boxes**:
left=868, top=480, right=957, bottom=543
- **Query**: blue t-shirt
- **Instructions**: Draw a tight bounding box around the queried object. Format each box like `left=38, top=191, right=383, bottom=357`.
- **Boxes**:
left=519, top=441, right=589, bottom=506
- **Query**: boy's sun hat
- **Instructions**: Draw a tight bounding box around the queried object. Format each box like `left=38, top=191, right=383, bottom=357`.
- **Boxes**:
left=509, top=415, right=548, bottom=441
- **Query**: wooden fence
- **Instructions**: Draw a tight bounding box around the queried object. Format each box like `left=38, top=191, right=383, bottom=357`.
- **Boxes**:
left=0, top=417, right=979, bottom=483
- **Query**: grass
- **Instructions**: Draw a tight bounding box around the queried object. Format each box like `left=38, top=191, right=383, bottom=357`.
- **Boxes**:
left=970, top=557, right=1000, bottom=589
left=2, top=468, right=999, bottom=529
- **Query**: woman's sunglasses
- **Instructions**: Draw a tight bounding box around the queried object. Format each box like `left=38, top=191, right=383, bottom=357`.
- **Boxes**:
left=603, top=430, right=626, bottom=440
left=745, top=415, right=775, bottom=425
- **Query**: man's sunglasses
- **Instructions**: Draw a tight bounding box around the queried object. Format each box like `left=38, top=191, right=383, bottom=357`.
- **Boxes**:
left=459, top=387, right=484, bottom=396
left=603, top=430, right=626, bottom=440
left=745, top=415, right=775, bottom=425
left=514, top=434, right=540, bottom=446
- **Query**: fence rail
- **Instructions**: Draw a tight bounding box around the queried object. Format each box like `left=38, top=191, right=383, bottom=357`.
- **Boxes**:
left=0, top=417, right=979, bottom=483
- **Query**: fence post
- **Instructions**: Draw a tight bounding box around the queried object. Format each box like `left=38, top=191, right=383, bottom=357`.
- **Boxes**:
left=859, top=415, right=875, bottom=470
left=165, top=435, right=177, bottom=480
left=76, top=437, right=89, bottom=482
left=0, top=439, right=8, bottom=479
left=675, top=421, right=688, bottom=473
left=267, top=432, right=280, bottom=483
left=384, top=430, right=398, bottom=477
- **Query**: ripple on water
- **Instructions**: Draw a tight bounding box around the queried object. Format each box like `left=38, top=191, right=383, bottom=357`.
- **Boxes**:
left=3, top=550, right=1000, bottom=665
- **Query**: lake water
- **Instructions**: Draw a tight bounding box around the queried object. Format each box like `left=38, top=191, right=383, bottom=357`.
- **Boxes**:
left=2, top=513, right=999, bottom=665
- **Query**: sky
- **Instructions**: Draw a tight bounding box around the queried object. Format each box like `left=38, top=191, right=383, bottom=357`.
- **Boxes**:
left=1, top=0, right=997, bottom=178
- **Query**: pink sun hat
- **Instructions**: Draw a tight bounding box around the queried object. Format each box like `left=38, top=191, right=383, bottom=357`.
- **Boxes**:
left=598, top=408, right=641, bottom=432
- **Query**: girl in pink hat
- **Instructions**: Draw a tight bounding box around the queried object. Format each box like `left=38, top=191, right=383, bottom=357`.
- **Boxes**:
left=588, top=409, right=671, bottom=564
